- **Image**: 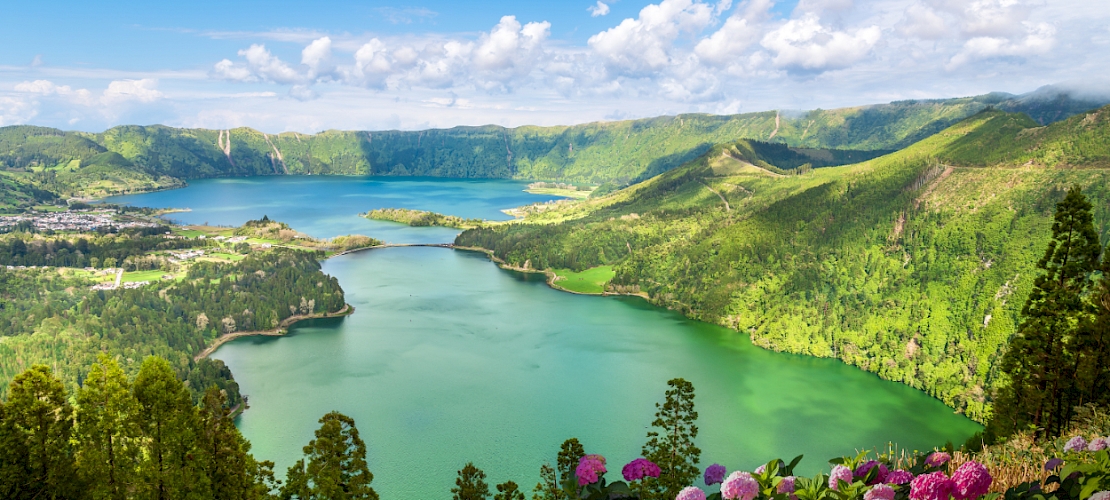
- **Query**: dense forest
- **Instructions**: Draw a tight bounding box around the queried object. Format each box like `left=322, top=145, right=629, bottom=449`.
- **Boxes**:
left=456, top=106, right=1110, bottom=423
left=0, top=88, right=1105, bottom=202
left=0, top=247, right=347, bottom=403
left=363, top=208, right=485, bottom=229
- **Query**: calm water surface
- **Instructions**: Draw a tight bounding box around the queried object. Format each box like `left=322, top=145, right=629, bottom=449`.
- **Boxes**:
left=109, top=177, right=980, bottom=499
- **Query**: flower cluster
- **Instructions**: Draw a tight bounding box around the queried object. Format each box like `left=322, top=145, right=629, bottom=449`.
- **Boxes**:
left=678, top=486, right=708, bottom=500
left=721, top=471, right=759, bottom=500
left=885, top=470, right=914, bottom=485
left=908, top=461, right=992, bottom=500
left=865, top=484, right=896, bottom=500
left=910, top=471, right=953, bottom=500
left=925, top=452, right=951, bottom=468
left=575, top=454, right=607, bottom=486
left=705, top=463, right=728, bottom=485
left=1066, top=436, right=1089, bottom=453
left=855, top=460, right=890, bottom=485
left=622, top=458, right=660, bottom=482
left=830, top=465, right=853, bottom=490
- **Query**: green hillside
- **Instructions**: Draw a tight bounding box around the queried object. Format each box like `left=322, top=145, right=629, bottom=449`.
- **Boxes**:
left=0, top=90, right=1104, bottom=199
left=455, top=106, right=1110, bottom=422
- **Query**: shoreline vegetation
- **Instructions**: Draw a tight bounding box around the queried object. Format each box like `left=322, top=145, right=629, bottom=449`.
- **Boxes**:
left=193, top=304, right=353, bottom=361
left=525, top=181, right=595, bottom=199
left=361, top=207, right=485, bottom=229
left=453, top=245, right=645, bottom=298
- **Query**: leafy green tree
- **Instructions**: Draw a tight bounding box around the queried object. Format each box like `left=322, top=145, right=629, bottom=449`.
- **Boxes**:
left=991, top=186, right=1104, bottom=439
left=556, top=438, right=585, bottom=491
left=282, top=411, right=377, bottom=500
left=642, top=378, right=700, bottom=500
left=452, top=462, right=490, bottom=500
left=198, top=385, right=274, bottom=499
left=132, top=356, right=207, bottom=499
left=76, top=354, right=141, bottom=500
left=3, top=364, right=81, bottom=500
left=495, top=480, right=526, bottom=500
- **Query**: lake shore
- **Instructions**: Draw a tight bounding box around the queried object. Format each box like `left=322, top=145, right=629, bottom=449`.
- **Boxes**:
left=195, top=304, right=353, bottom=361
left=451, top=245, right=649, bottom=299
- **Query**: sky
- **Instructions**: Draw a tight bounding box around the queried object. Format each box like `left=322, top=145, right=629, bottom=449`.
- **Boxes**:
left=1, top=0, right=1109, bottom=133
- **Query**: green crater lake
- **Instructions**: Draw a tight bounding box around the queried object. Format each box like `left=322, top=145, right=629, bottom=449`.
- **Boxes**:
left=108, top=177, right=981, bottom=499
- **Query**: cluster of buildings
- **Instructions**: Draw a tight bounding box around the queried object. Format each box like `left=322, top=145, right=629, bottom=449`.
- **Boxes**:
left=168, top=249, right=205, bottom=261
left=0, top=210, right=160, bottom=232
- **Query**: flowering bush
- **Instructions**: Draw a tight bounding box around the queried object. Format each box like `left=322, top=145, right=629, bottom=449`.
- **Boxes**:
left=678, top=486, right=708, bottom=500
left=951, top=461, right=991, bottom=500
left=623, top=458, right=661, bottom=482
left=576, top=455, right=607, bottom=485
left=720, top=471, right=759, bottom=500
left=864, top=484, right=895, bottom=500
left=704, top=464, right=728, bottom=486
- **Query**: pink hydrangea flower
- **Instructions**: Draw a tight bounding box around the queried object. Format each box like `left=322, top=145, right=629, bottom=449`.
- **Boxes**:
left=926, top=452, right=951, bottom=468
left=705, top=464, right=728, bottom=485
left=886, top=470, right=914, bottom=485
left=1089, top=438, right=1108, bottom=452
left=1065, top=436, right=1088, bottom=453
left=721, top=471, right=760, bottom=500
left=1089, top=491, right=1110, bottom=500
left=677, top=486, right=707, bottom=500
left=866, top=484, right=896, bottom=500
left=829, top=465, right=853, bottom=490
left=856, top=461, right=890, bottom=485
left=576, top=455, right=607, bottom=485
left=910, top=471, right=954, bottom=500
left=778, top=476, right=797, bottom=495
left=952, top=461, right=992, bottom=500
left=755, top=464, right=767, bottom=474
left=623, top=458, right=660, bottom=482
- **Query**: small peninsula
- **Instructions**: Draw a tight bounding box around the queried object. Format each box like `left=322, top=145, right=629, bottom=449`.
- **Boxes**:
left=362, top=207, right=485, bottom=229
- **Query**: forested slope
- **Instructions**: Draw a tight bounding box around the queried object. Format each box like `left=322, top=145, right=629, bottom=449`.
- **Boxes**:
left=0, top=89, right=1104, bottom=199
left=455, top=106, right=1110, bottom=422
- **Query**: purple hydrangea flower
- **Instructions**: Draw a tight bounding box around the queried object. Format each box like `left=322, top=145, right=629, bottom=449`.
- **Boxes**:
left=830, top=465, right=853, bottom=490
left=952, top=461, right=992, bottom=500
left=623, top=458, right=660, bottom=482
left=721, top=471, right=760, bottom=500
left=705, top=464, right=728, bottom=485
left=677, top=486, right=707, bottom=500
left=926, top=452, right=951, bottom=468
left=778, top=476, right=797, bottom=495
left=1090, top=491, right=1110, bottom=500
left=1044, top=458, right=1064, bottom=472
left=1065, top=436, right=1088, bottom=453
left=910, top=471, right=954, bottom=500
left=576, top=455, right=607, bottom=486
left=856, top=461, right=890, bottom=485
left=886, top=470, right=914, bottom=485
left=865, top=484, right=896, bottom=500
left=1089, top=438, right=1108, bottom=452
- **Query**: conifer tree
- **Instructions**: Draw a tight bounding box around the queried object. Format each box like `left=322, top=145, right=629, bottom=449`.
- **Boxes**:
left=132, top=356, right=207, bottom=499
left=991, top=186, right=1103, bottom=439
left=452, top=462, right=491, bottom=500
left=642, top=378, right=700, bottom=500
left=531, top=463, right=559, bottom=500
left=0, top=397, right=18, bottom=499
left=4, top=364, right=81, bottom=499
left=283, top=411, right=377, bottom=500
left=76, top=354, right=141, bottom=500
left=198, top=385, right=271, bottom=499
left=495, top=480, right=526, bottom=500
left=1072, top=250, right=1110, bottom=410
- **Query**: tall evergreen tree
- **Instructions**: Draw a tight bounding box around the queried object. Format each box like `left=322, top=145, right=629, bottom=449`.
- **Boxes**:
left=531, top=463, right=559, bottom=500
left=76, top=354, right=141, bottom=500
left=991, top=186, right=1103, bottom=439
left=642, top=378, right=700, bottom=500
left=495, top=480, right=526, bottom=500
left=282, top=411, right=377, bottom=500
left=132, top=356, right=207, bottom=499
left=4, top=364, right=81, bottom=500
left=1072, top=249, right=1110, bottom=410
left=452, top=462, right=491, bottom=500
left=197, top=385, right=273, bottom=499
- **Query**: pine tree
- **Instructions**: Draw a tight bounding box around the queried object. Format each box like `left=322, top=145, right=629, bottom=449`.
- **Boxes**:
left=76, top=354, right=141, bottom=500
left=132, top=356, right=207, bottom=499
left=4, top=364, right=82, bottom=499
left=1072, top=249, right=1110, bottom=411
left=991, top=186, right=1103, bottom=439
left=283, top=411, right=377, bottom=500
left=495, top=480, right=526, bottom=500
left=198, top=385, right=268, bottom=499
left=452, top=462, right=491, bottom=500
left=642, top=378, right=700, bottom=500
left=531, top=463, right=559, bottom=500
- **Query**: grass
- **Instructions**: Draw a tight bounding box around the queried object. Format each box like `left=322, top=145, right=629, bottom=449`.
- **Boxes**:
left=122, top=270, right=171, bottom=283
left=203, top=252, right=246, bottom=262
left=525, top=187, right=594, bottom=199
left=172, top=228, right=207, bottom=237
left=551, top=266, right=616, bottom=294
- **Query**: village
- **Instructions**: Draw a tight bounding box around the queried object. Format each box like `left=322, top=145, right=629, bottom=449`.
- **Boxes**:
left=0, top=208, right=161, bottom=232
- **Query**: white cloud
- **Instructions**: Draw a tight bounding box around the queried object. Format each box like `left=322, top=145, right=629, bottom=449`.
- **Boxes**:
left=0, top=96, right=38, bottom=125
left=302, top=37, right=336, bottom=80
left=760, top=14, right=881, bottom=73
left=213, top=44, right=304, bottom=84
left=588, top=0, right=716, bottom=76
left=695, top=0, right=773, bottom=66
left=101, top=79, right=165, bottom=104
left=947, top=21, right=1057, bottom=69
left=589, top=1, right=611, bottom=17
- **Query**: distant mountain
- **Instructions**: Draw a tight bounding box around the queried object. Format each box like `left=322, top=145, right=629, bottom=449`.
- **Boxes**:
left=0, top=87, right=1106, bottom=201
left=455, top=105, right=1110, bottom=421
